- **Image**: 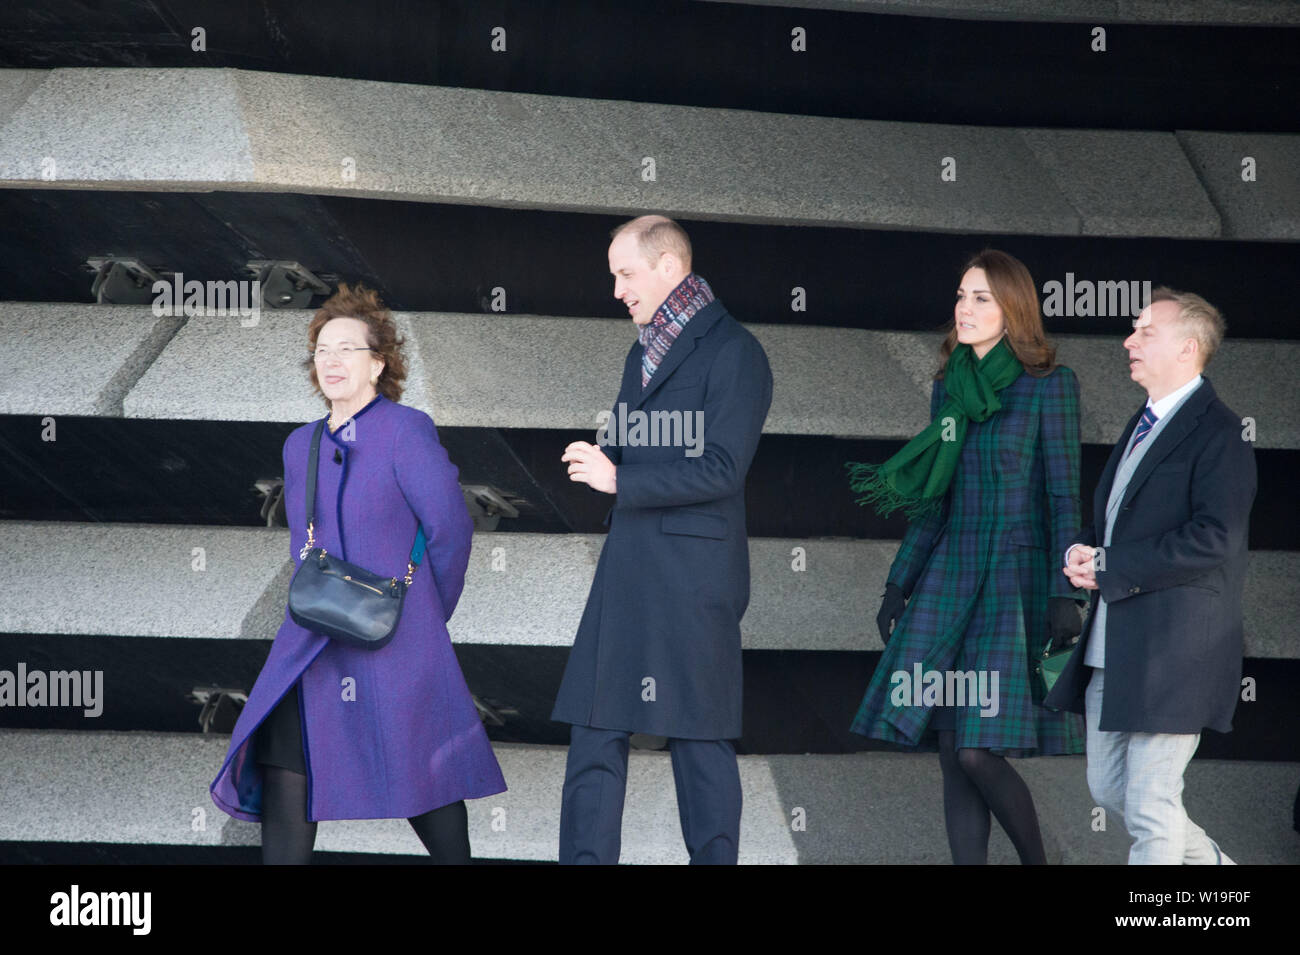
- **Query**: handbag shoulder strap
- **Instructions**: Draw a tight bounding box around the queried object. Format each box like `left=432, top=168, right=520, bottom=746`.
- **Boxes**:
left=304, top=418, right=325, bottom=531
left=303, top=416, right=426, bottom=570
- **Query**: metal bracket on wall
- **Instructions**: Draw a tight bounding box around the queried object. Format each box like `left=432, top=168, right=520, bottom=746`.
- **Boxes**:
left=472, top=694, right=519, bottom=727
left=190, top=687, right=249, bottom=734
left=462, top=484, right=523, bottom=532
left=86, top=256, right=164, bottom=305
left=254, top=477, right=287, bottom=527
left=244, top=260, right=332, bottom=308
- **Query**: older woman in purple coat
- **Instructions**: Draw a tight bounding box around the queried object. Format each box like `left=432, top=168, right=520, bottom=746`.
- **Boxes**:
left=210, top=283, right=506, bottom=863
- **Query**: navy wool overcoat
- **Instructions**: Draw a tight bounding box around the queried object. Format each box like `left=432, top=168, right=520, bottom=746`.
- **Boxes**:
left=1044, top=377, right=1256, bottom=734
left=551, top=299, right=773, bottom=740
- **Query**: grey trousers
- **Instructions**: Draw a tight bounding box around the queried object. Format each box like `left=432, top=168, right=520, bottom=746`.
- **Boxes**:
left=1084, top=668, right=1233, bottom=864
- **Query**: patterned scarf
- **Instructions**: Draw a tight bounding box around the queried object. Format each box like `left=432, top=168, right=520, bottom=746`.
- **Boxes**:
left=639, top=272, right=715, bottom=388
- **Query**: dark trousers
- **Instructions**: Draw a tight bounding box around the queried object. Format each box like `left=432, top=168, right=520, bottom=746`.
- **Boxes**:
left=558, top=724, right=742, bottom=865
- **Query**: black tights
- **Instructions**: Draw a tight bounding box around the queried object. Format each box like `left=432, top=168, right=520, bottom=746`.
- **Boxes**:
left=937, top=732, right=1047, bottom=865
left=260, top=765, right=471, bottom=864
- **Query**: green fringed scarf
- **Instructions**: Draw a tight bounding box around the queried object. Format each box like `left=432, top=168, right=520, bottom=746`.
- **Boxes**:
left=847, top=337, right=1023, bottom=520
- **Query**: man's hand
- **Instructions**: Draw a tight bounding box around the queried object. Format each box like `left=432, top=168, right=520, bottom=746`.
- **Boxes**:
left=563, top=441, right=617, bottom=494
left=1063, top=544, right=1099, bottom=591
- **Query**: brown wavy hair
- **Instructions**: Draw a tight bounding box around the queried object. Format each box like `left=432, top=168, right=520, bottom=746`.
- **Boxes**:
left=936, top=249, right=1057, bottom=379
left=304, top=282, right=407, bottom=404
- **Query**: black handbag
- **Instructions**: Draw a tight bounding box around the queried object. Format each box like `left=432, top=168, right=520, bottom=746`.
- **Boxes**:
left=287, top=419, right=427, bottom=650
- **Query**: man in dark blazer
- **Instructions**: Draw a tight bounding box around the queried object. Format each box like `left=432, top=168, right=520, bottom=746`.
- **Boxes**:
left=1046, top=286, right=1255, bottom=864
left=552, top=215, right=772, bottom=864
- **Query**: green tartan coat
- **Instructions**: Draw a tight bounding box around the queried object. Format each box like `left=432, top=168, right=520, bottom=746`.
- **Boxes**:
left=850, top=365, right=1088, bottom=756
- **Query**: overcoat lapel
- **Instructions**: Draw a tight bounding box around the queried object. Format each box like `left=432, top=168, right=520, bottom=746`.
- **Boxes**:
left=1091, top=378, right=1217, bottom=533
left=1116, top=380, right=1213, bottom=511
left=631, top=300, right=726, bottom=410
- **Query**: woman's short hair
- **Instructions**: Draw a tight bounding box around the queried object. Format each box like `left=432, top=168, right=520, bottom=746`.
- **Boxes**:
left=938, top=248, right=1057, bottom=378
left=1149, top=285, right=1226, bottom=369
left=304, top=282, right=407, bottom=403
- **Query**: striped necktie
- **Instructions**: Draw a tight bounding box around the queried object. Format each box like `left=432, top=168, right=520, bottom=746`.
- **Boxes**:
left=1128, top=406, right=1158, bottom=456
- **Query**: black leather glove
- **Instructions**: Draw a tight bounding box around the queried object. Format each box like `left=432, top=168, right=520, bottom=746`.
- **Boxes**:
left=877, top=583, right=906, bottom=646
left=1047, top=597, right=1082, bottom=653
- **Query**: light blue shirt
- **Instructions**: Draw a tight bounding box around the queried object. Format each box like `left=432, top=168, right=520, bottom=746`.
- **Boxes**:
left=1075, top=374, right=1203, bottom=668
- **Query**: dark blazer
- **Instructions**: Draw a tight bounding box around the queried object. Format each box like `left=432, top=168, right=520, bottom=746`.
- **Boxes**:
left=1044, top=376, right=1256, bottom=734
left=551, top=298, right=773, bottom=739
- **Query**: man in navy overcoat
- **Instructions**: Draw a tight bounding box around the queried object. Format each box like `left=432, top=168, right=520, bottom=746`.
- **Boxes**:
left=1046, top=287, right=1256, bottom=863
left=553, top=215, right=772, bottom=864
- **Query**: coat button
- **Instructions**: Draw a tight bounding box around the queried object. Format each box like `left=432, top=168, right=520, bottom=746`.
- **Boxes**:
left=1129, top=586, right=1140, bottom=594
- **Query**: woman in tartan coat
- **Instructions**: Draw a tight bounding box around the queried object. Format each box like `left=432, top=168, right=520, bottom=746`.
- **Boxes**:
left=848, top=250, right=1087, bottom=864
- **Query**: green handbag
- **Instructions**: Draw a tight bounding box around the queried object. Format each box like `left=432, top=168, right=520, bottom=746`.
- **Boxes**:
left=1038, top=602, right=1089, bottom=695
left=1036, top=644, right=1074, bottom=694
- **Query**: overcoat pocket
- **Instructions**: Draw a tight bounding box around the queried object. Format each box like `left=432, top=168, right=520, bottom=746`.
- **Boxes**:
left=661, top=510, right=728, bottom=539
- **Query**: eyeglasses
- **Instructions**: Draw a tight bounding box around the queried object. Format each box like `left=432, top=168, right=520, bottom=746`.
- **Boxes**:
left=311, top=345, right=373, bottom=362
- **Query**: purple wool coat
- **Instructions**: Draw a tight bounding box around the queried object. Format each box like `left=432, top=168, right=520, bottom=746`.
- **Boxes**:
left=210, top=393, right=506, bottom=822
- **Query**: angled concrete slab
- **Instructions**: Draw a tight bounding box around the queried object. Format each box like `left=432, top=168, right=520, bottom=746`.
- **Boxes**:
left=122, top=308, right=435, bottom=422
left=2, top=69, right=1294, bottom=239
left=1054, top=335, right=1298, bottom=450
left=751, top=324, right=932, bottom=437
left=0, top=522, right=291, bottom=640
left=0, top=731, right=797, bottom=864
left=230, top=69, right=1086, bottom=236
left=0, top=70, right=254, bottom=187
left=764, top=751, right=1300, bottom=864
left=1020, top=129, right=1220, bottom=237
left=2, top=523, right=1295, bottom=659
left=0, top=67, right=1117, bottom=238
left=1176, top=131, right=1300, bottom=241
left=451, top=535, right=894, bottom=652
left=402, top=313, right=632, bottom=434
left=0, top=303, right=182, bottom=416
left=0, top=70, right=42, bottom=128
left=110, top=304, right=1300, bottom=447
left=1, top=730, right=1293, bottom=863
